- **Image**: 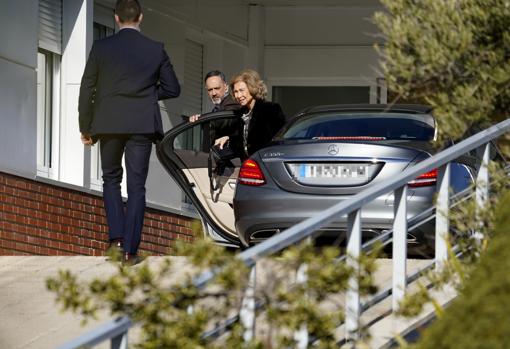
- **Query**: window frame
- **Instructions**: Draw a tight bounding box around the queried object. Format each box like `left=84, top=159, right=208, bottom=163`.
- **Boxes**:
left=36, top=48, right=61, bottom=179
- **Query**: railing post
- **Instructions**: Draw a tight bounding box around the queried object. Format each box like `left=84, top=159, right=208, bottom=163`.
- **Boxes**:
left=476, top=143, right=490, bottom=216
left=294, top=263, right=308, bottom=349
left=111, top=331, right=128, bottom=349
left=392, top=185, right=408, bottom=311
left=346, top=209, right=362, bottom=342
left=240, top=263, right=257, bottom=342
left=435, top=163, right=451, bottom=267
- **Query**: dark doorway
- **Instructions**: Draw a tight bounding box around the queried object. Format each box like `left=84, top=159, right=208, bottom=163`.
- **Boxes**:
left=272, top=86, right=371, bottom=119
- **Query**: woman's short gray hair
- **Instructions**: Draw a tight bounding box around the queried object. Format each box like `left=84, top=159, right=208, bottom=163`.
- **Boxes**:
left=230, top=69, right=267, bottom=100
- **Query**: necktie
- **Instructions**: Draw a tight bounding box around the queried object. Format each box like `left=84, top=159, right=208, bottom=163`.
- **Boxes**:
left=212, top=105, right=220, bottom=112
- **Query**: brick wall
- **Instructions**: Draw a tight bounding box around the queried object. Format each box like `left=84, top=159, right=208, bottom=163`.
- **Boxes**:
left=0, top=171, right=196, bottom=256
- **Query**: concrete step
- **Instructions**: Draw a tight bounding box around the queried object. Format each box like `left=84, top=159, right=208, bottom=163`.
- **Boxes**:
left=0, top=256, right=449, bottom=349
left=0, top=256, right=189, bottom=349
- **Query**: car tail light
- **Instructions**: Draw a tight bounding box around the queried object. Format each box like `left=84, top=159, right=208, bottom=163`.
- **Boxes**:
left=408, top=168, right=438, bottom=188
left=238, top=159, right=266, bottom=186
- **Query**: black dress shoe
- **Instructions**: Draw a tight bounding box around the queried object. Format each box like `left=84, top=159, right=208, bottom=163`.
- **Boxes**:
left=106, top=239, right=124, bottom=256
left=122, top=253, right=145, bottom=267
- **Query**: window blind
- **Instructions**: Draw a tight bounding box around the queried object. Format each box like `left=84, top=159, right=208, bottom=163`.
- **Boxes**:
left=39, top=0, right=62, bottom=54
left=183, top=39, right=204, bottom=116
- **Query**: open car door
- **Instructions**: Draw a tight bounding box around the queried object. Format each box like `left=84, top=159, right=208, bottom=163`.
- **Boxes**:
left=157, top=111, right=243, bottom=246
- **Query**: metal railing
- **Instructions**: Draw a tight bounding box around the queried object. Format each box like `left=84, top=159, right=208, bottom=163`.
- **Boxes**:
left=56, top=118, right=510, bottom=349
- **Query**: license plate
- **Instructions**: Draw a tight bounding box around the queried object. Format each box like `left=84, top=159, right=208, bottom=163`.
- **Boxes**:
left=297, top=164, right=368, bottom=178
left=287, top=163, right=376, bottom=186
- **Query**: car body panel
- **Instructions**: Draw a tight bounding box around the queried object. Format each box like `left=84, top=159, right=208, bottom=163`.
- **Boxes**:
left=234, top=150, right=472, bottom=245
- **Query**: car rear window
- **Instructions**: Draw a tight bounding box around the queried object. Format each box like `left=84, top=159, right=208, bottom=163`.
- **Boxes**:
left=281, top=113, right=435, bottom=141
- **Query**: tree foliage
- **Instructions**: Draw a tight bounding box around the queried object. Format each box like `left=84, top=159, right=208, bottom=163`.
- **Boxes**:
left=374, top=1, right=510, bottom=346
left=374, top=0, right=510, bottom=144
left=404, top=189, right=510, bottom=349
left=47, top=230, right=381, bottom=348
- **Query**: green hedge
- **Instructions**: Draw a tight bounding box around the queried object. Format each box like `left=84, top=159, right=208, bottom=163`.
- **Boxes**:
left=412, top=189, right=510, bottom=349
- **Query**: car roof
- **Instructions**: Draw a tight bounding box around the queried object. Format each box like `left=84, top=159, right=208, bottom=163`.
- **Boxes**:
left=297, top=103, right=433, bottom=115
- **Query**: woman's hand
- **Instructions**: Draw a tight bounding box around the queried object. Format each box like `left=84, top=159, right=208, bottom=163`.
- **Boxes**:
left=214, top=136, right=229, bottom=149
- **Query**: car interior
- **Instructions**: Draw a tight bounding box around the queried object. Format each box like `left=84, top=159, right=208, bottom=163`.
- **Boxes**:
left=169, top=117, right=242, bottom=238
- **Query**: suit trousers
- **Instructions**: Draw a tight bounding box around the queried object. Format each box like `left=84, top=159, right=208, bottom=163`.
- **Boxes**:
left=99, top=134, right=155, bottom=255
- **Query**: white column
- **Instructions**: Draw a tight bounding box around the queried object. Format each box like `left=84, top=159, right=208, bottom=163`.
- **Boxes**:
left=474, top=143, right=491, bottom=244
left=476, top=144, right=490, bottom=214
left=241, top=264, right=257, bottom=342
left=294, top=263, right=308, bottom=348
left=111, top=332, right=128, bottom=349
left=435, top=163, right=451, bottom=267
left=60, top=0, right=92, bottom=186
left=392, top=185, right=407, bottom=311
left=246, top=4, right=265, bottom=75
left=345, top=209, right=362, bottom=341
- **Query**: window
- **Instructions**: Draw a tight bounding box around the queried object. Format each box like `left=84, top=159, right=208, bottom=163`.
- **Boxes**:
left=37, top=0, right=62, bottom=178
left=272, top=86, right=371, bottom=118
left=93, top=22, right=114, bottom=40
left=183, top=39, right=204, bottom=116
left=282, top=113, right=435, bottom=141
left=182, top=39, right=204, bottom=149
left=180, top=39, right=204, bottom=203
left=36, top=50, right=54, bottom=173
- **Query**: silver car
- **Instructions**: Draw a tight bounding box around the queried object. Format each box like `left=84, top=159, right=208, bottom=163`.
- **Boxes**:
left=157, top=104, right=475, bottom=251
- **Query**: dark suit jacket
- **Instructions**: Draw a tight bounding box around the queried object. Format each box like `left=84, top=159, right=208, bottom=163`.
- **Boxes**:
left=78, top=28, right=180, bottom=138
left=208, top=94, right=241, bottom=140
left=216, top=93, right=240, bottom=112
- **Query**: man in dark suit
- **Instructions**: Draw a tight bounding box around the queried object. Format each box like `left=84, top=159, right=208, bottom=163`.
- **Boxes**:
left=188, top=70, right=240, bottom=153
left=189, top=70, right=240, bottom=122
left=78, top=0, right=180, bottom=265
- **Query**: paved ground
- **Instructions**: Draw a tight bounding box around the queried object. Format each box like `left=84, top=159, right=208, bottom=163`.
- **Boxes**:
left=0, top=256, right=190, bottom=349
left=0, top=256, right=438, bottom=349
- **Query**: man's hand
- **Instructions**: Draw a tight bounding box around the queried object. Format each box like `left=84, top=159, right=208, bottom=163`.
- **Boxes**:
left=81, top=133, right=94, bottom=146
left=214, top=136, right=229, bottom=149
left=189, top=114, right=200, bottom=122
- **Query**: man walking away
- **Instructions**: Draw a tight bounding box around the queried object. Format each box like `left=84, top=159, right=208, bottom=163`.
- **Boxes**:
left=78, top=0, right=180, bottom=265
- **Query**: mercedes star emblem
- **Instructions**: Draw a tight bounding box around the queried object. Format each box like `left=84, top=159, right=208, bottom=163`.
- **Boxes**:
left=328, top=144, right=339, bottom=155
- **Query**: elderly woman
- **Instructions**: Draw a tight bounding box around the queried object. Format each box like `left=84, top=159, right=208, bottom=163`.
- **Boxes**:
left=214, top=69, right=286, bottom=158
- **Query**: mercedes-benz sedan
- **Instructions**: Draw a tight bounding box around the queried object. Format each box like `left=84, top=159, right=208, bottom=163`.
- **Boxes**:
left=233, top=104, right=476, bottom=249
left=157, top=104, right=477, bottom=252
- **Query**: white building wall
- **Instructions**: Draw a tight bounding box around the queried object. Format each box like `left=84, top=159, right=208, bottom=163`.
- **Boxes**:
left=142, top=0, right=249, bottom=44
left=0, top=1, right=39, bottom=177
left=0, top=1, right=386, bottom=215
left=51, top=0, right=251, bottom=212
left=60, top=0, right=92, bottom=186
left=263, top=6, right=384, bottom=98
left=265, top=6, right=381, bottom=46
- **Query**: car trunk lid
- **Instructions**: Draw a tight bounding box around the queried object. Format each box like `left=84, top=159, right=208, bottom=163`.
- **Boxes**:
left=259, top=141, right=428, bottom=195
